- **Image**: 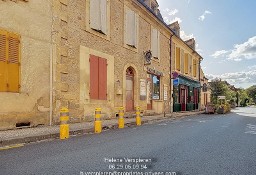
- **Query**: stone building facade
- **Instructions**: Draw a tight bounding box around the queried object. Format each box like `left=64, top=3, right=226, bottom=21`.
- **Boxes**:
left=58, top=0, right=173, bottom=122
left=0, top=0, right=206, bottom=130
left=0, top=0, right=52, bottom=130
left=170, top=22, right=203, bottom=112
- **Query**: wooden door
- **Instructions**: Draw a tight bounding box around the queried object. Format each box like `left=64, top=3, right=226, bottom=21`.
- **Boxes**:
left=126, top=68, right=134, bottom=111
left=180, top=88, right=186, bottom=111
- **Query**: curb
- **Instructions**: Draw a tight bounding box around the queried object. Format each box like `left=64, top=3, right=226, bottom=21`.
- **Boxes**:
left=0, top=112, right=203, bottom=147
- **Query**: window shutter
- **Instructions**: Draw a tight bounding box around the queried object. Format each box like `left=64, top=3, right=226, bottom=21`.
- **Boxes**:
left=100, top=0, right=107, bottom=34
left=90, top=54, right=99, bottom=99
left=90, top=0, right=101, bottom=31
left=151, top=28, right=158, bottom=58
left=98, top=57, right=107, bottom=100
left=184, top=53, right=188, bottom=74
left=175, top=47, right=180, bottom=71
left=193, top=59, right=196, bottom=77
left=0, top=29, right=8, bottom=92
left=7, top=33, right=20, bottom=92
left=125, top=9, right=134, bottom=46
left=134, top=13, right=138, bottom=48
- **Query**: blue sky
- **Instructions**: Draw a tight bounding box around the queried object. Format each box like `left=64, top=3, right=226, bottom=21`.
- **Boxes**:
left=157, top=0, right=256, bottom=88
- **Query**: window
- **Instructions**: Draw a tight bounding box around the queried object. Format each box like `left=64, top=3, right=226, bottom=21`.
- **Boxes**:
left=152, top=75, right=160, bottom=100
left=0, top=29, right=20, bottom=92
left=175, top=47, right=180, bottom=71
left=184, top=53, right=189, bottom=74
left=90, top=54, right=107, bottom=100
left=151, top=28, right=160, bottom=59
left=193, top=59, right=197, bottom=77
left=89, top=0, right=107, bottom=34
left=125, top=8, right=138, bottom=48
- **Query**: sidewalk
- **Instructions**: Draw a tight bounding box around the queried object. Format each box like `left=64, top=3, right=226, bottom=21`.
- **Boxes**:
left=0, top=111, right=203, bottom=147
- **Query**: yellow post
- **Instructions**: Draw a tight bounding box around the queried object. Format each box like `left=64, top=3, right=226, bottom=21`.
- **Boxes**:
left=95, top=108, right=102, bottom=133
left=118, top=107, right=125, bottom=129
left=60, top=107, right=69, bottom=140
left=136, top=106, right=141, bottom=126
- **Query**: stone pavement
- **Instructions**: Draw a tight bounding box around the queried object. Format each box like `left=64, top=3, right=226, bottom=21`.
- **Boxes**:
left=0, top=111, right=203, bottom=147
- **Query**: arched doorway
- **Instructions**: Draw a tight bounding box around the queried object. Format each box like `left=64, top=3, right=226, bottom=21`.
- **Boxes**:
left=126, top=67, right=134, bottom=111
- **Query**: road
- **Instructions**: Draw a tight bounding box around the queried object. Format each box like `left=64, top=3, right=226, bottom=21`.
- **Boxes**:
left=1, top=107, right=256, bottom=175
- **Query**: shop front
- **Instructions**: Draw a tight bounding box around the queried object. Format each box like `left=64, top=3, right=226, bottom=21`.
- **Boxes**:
left=173, top=75, right=200, bottom=112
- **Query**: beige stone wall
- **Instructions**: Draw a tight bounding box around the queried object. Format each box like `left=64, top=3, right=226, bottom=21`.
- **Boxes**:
left=52, top=0, right=172, bottom=122
left=0, top=0, right=52, bottom=130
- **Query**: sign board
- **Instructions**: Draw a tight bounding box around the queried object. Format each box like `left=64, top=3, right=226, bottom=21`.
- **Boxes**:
left=163, top=84, right=168, bottom=101
left=218, top=96, right=226, bottom=100
left=173, top=78, right=179, bottom=86
left=140, top=79, right=146, bottom=100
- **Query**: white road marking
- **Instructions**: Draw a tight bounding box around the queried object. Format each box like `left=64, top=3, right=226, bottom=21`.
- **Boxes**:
left=245, top=124, right=256, bottom=135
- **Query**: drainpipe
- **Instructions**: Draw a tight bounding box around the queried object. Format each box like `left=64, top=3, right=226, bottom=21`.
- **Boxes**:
left=198, top=57, right=202, bottom=111
left=169, top=34, right=174, bottom=115
left=49, top=0, right=54, bottom=126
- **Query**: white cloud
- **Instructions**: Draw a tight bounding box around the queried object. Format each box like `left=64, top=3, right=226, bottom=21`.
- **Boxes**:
left=163, top=8, right=170, bottom=13
left=210, top=36, right=256, bottom=61
left=210, top=50, right=229, bottom=58
left=164, top=16, right=182, bottom=24
left=188, top=0, right=191, bottom=4
left=228, top=36, right=256, bottom=61
left=180, top=30, right=194, bottom=41
left=168, top=9, right=178, bottom=16
left=206, top=69, right=256, bottom=88
left=198, top=10, right=212, bottom=21
left=248, top=65, right=256, bottom=70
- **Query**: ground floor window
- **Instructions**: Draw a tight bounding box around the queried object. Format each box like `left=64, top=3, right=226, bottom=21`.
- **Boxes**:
left=152, top=75, right=160, bottom=100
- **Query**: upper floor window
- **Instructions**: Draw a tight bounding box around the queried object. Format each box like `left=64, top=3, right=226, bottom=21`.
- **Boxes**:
left=184, top=53, right=189, bottom=74
left=175, top=47, right=180, bottom=71
left=90, top=0, right=107, bottom=34
left=125, top=8, right=138, bottom=48
left=151, top=28, right=160, bottom=59
left=0, top=29, right=20, bottom=92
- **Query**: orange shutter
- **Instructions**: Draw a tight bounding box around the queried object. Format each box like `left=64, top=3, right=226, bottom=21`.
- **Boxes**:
left=175, top=47, right=180, bottom=71
left=193, top=59, right=196, bottom=77
left=7, top=32, right=20, bottom=92
left=184, top=53, right=188, bottom=74
left=90, top=54, right=99, bottom=99
left=98, top=57, right=107, bottom=100
left=0, top=29, right=8, bottom=92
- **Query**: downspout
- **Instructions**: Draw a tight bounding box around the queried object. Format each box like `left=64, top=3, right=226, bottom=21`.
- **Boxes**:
left=169, top=34, right=174, bottom=115
left=49, top=0, right=54, bottom=126
left=198, top=57, right=202, bottom=111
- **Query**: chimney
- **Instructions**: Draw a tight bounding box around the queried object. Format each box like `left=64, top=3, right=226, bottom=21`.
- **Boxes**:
left=168, top=21, right=180, bottom=37
left=185, top=38, right=196, bottom=50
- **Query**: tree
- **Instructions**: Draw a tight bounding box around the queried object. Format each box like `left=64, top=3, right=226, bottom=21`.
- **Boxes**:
left=246, top=85, right=256, bottom=104
left=209, top=78, right=234, bottom=104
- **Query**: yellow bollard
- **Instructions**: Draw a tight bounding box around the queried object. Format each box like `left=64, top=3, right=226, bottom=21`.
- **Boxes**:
left=60, top=107, right=69, bottom=140
left=118, top=107, right=125, bottom=129
left=136, top=106, right=141, bottom=126
left=95, top=108, right=102, bottom=133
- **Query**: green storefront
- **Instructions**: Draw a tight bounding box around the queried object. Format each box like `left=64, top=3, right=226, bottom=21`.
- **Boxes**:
left=173, top=75, right=201, bottom=112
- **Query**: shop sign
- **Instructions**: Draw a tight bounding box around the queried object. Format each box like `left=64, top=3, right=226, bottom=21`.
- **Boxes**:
left=163, top=84, right=168, bottom=101
left=140, top=79, right=146, bottom=100
left=146, top=67, right=163, bottom=77
left=173, top=78, right=179, bottom=86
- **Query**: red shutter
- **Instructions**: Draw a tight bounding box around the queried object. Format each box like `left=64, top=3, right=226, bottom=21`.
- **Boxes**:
left=90, top=54, right=99, bottom=99
left=0, top=30, right=8, bottom=92
left=98, top=57, right=107, bottom=100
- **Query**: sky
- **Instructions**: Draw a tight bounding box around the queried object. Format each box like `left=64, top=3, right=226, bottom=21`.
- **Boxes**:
left=157, top=0, right=256, bottom=89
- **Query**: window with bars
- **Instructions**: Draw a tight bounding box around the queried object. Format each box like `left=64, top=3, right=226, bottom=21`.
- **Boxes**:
left=0, top=29, right=20, bottom=92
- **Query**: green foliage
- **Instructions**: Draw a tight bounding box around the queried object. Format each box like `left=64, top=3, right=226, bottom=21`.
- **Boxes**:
left=209, top=78, right=235, bottom=104
left=246, top=85, right=256, bottom=104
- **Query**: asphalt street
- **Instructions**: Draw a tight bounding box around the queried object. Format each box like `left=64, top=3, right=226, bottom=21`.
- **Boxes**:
left=1, top=107, right=256, bottom=175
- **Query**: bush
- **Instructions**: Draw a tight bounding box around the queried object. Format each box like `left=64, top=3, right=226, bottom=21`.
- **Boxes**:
left=216, top=103, right=231, bottom=114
